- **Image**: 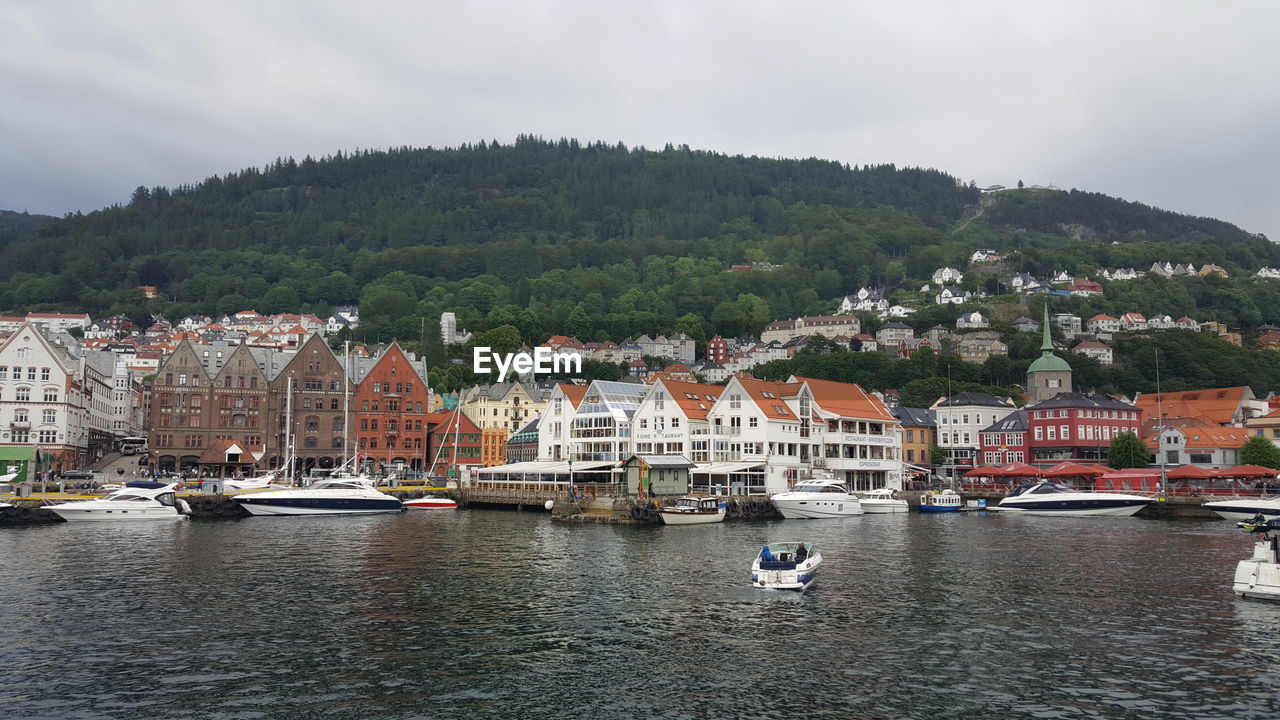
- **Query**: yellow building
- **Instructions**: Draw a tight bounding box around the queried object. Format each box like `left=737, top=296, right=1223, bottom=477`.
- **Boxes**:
left=891, top=407, right=938, bottom=466
left=459, top=381, right=552, bottom=433
left=480, top=427, right=509, bottom=467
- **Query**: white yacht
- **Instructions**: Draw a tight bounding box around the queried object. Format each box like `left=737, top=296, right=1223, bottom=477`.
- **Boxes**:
left=856, top=487, right=910, bottom=513
left=46, top=482, right=191, bottom=522
left=771, top=480, right=863, bottom=518
left=998, top=480, right=1152, bottom=517
left=1203, top=497, right=1280, bottom=523
left=231, top=476, right=404, bottom=516
left=752, top=542, right=822, bottom=590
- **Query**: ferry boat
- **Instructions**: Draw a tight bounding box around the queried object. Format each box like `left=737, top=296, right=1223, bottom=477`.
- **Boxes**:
left=231, top=476, right=404, bottom=516
left=752, top=542, right=821, bottom=590
left=856, top=487, right=910, bottom=513
left=918, top=488, right=963, bottom=513
left=46, top=482, right=191, bottom=522
left=656, top=496, right=726, bottom=525
left=1234, top=517, right=1280, bottom=602
left=998, top=481, right=1152, bottom=517
left=770, top=480, right=863, bottom=518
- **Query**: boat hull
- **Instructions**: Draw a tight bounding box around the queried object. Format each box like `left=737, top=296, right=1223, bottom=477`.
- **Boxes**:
left=404, top=497, right=458, bottom=510
left=753, top=558, right=822, bottom=590
left=234, top=497, right=403, bottom=516
left=657, top=509, right=725, bottom=525
left=859, top=500, right=909, bottom=514
left=773, top=499, right=862, bottom=519
left=998, top=498, right=1151, bottom=517
left=47, top=505, right=186, bottom=522
left=1204, top=499, right=1280, bottom=523
left=1235, top=557, right=1280, bottom=601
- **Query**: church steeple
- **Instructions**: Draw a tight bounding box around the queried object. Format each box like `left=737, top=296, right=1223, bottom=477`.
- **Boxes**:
left=1040, top=304, right=1054, bottom=353
left=1026, top=303, right=1073, bottom=404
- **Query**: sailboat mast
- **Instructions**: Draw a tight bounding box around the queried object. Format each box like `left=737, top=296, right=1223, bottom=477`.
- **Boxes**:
left=284, top=376, right=294, bottom=484
left=344, top=341, right=352, bottom=471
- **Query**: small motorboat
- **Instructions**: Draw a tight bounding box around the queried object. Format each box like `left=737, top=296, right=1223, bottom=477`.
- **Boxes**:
left=657, top=496, right=726, bottom=525
left=1204, top=497, right=1280, bottom=523
left=403, top=494, right=458, bottom=510
left=752, top=542, right=821, bottom=590
left=771, top=480, right=863, bottom=518
left=857, top=487, right=910, bottom=513
left=46, top=482, right=191, bottom=522
left=998, top=480, right=1152, bottom=517
left=231, top=476, right=404, bottom=516
left=919, top=488, right=963, bottom=513
left=1234, top=516, right=1280, bottom=601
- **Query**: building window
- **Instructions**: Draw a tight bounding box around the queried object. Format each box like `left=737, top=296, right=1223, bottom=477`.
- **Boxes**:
left=1060, top=425, right=1069, bottom=440
left=1035, top=426, right=1043, bottom=441
left=15, top=387, right=29, bottom=402
left=43, top=389, right=58, bottom=402
left=38, top=430, right=56, bottom=443
left=42, top=409, right=55, bottom=423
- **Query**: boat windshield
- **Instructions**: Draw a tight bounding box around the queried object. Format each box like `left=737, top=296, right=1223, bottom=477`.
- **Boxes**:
left=793, top=484, right=846, bottom=494
left=105, top=493, right=155, bottom=502
left=1009, top=482, right=1068, bottom=497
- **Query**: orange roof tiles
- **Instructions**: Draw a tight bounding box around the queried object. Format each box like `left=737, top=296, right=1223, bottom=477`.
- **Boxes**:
left=1134, top=386, right=1251, bottom=427
left=736, top=377, right=801, bottom=420
left=656, top=379, right=723, bottom=420
left=559, top=383, right=588, bottom=409
left=794, top=377, right=896, bottom=422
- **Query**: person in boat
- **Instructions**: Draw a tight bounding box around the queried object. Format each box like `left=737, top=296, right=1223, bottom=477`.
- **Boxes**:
left=760, top=545, right=774, bottom=561
left=795, top=544, right=808, bottom=563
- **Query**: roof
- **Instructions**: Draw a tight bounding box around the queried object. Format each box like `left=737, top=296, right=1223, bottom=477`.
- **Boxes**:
left=656, top=379, right=724, bottom=420
left=735, top=377, right=802, bottom=420
left=1156, top=424, right=1252, bottom=450
left=559, top=383, right=589, bottom=409
left=934, top=392, right=1013, bottom=408
left=795, top=377, right=895, bottom=422
left=1133, top=386, right=1251, bottom=427
left=892, top=407, right=936, bottom=427
left=1029, top=392, right=1137, bottom=411
left=1027, top=351, right=1073, bottom=374
left=980, top=409, right=1028, bottom=433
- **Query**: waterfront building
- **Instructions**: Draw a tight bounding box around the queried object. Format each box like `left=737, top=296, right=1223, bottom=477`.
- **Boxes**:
left=537, top=383, right=588, bottom=461
left=630, top=378, right=723, bottom=462
left=931, top=392, right=1018, bottom=467
left=1133, top=386, right=1260, bottom=430
left=567, top=380, right=649, bottom=462
left=796, top=376, right=903, bottom=491
left=505, top=417, right=540, bottom=463
left=1152, top=425, right=1251, bottom=467
left=427, top=410, right=482, bottom=477
left=352, top=342, right=432, bottom=473
left=150, top=339, right=270, bottom=475
left=459, top=381, right=550, bottom=434
left=267, top=334, right=348, bottom=474
left=703, top=375, right=801, bottom=493
left=0, top=322, right=90, bottom=471
left=481, top=427, right=508, bottom=467
left=892, top=407, right=937, bottom=466
left=977, top=410, right=1029, bottom=465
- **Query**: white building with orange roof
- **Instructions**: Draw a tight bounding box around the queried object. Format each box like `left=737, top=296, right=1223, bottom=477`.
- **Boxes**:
left=631, top=379, right=724, bottom=462
left=702, top=376, right=804, bottom=493
left=792, top=376, right=905, bottom=490
left=1087, top=314, right=1121, bottom=335
left=537, top=383, right=589, bottom=461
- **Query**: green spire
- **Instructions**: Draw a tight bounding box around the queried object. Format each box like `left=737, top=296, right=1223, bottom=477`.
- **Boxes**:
left=1040, top=304, right=1053, bottom=352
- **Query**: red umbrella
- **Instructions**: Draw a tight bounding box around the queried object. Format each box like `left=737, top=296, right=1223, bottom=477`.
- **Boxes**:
left=1042, top=461, right=1108, bottom=478
left=990, top=462, right=1043, bottom=478
left=1165, top=465, right=1215, bottom=480
left=962, top=465, right=1001, bottom=477
left=1211, top=465, right=1279, bottom=478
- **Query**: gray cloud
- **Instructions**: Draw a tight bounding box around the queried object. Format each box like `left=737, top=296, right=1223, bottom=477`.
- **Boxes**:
left=2, top=0, right=1277, bottom=239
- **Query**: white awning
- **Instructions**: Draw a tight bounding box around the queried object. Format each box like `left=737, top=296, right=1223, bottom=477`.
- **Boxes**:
left=691, top=462, right=766, bottom=475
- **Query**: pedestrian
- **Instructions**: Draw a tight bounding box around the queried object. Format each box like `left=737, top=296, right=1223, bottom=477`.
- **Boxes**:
left=197, top=476, right=204, bottom=491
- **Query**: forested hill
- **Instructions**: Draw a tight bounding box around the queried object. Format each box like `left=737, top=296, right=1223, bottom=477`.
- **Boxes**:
left=1, top=137, right=1274, bottom=344
left=0, top=209, right=58, bottom=243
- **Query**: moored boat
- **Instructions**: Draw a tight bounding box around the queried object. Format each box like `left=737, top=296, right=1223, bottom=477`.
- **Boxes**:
left=46, top=482, right=191, bottom=522
left=771, top=480, right=863, bottom=518
left=856, top=487, right=909, bottom=513
left=1203, top=497, right=1280, bottom=523
left=918, top=488, right=963, bottom=513
left=1234, top=517, right=1280, bottom=601
left=403, top=494, right=458, bottom=510
left=231, top=476, right=404, bottom=516
left=657, top=496, right=726, bottom=525
left=998, top=480, right=1151, bottom=517
left=752, top=542, right=821, bottom=590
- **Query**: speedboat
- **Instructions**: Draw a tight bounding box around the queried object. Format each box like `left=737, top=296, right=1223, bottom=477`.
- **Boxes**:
left=656, top=496, right=726, bottom=525
left=998, top=480, right=1152, bottom=517
left=857, top=487, right=910, bottom=513
left=404, top=494, right=458, bottom=510
left=231, top=476, right=404, bottom=516
left=1203, top=497, right=1280, bottom=523
left=1234, top=517, right=1280, bottom=601
left=771, top=480, right=863, bottom=518
left=223, top=472, right=287, bottom=492
left=752, top=542, right=821, bottom=590
left=46, top=482, right=191, bottom=522
left=919, top=488, right=963, bottom=513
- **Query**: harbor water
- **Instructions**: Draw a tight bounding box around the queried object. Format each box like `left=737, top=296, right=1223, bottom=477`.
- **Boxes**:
left=2, top=511, right=1278, bottom=719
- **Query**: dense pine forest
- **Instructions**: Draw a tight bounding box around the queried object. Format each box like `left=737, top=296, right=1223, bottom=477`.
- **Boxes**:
left=3, top=136, right=1279, bottom=396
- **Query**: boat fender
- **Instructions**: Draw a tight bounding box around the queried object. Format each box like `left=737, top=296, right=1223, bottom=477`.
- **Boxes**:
left=1, top=507, right=18, bottom=521
left=177, top=499, right=192, bottom=515
left=209, top=502, right=226, bottom=516
left=35, top=507, right=53, bottom=519
left=749, top=500, right=762, bottom=514
left=631, top=506, right=645, bottom=520
left=17, top=507, right=34, bottom=520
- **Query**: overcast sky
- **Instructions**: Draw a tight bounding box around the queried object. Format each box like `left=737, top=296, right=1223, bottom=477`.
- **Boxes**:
left=3, top=1, right=1277, bottom=239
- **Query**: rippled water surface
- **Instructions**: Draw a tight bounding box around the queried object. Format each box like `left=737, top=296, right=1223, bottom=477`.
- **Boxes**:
left=2, top=510, right=1279, bottom=719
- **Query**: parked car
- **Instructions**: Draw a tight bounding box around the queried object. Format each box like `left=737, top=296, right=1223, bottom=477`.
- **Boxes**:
left=61, top=470, right=95, bottom=480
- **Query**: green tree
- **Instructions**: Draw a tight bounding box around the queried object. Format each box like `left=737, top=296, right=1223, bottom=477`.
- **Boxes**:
left=1107, top=431, right=1151, bottom=469
left=1239, top=435, right=1280, bottom=469
left=929, top=445, right=947, bottom=466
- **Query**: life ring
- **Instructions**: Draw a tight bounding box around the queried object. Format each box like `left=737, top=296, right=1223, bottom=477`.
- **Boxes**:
left=630, top=506, right=645, bottom=520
